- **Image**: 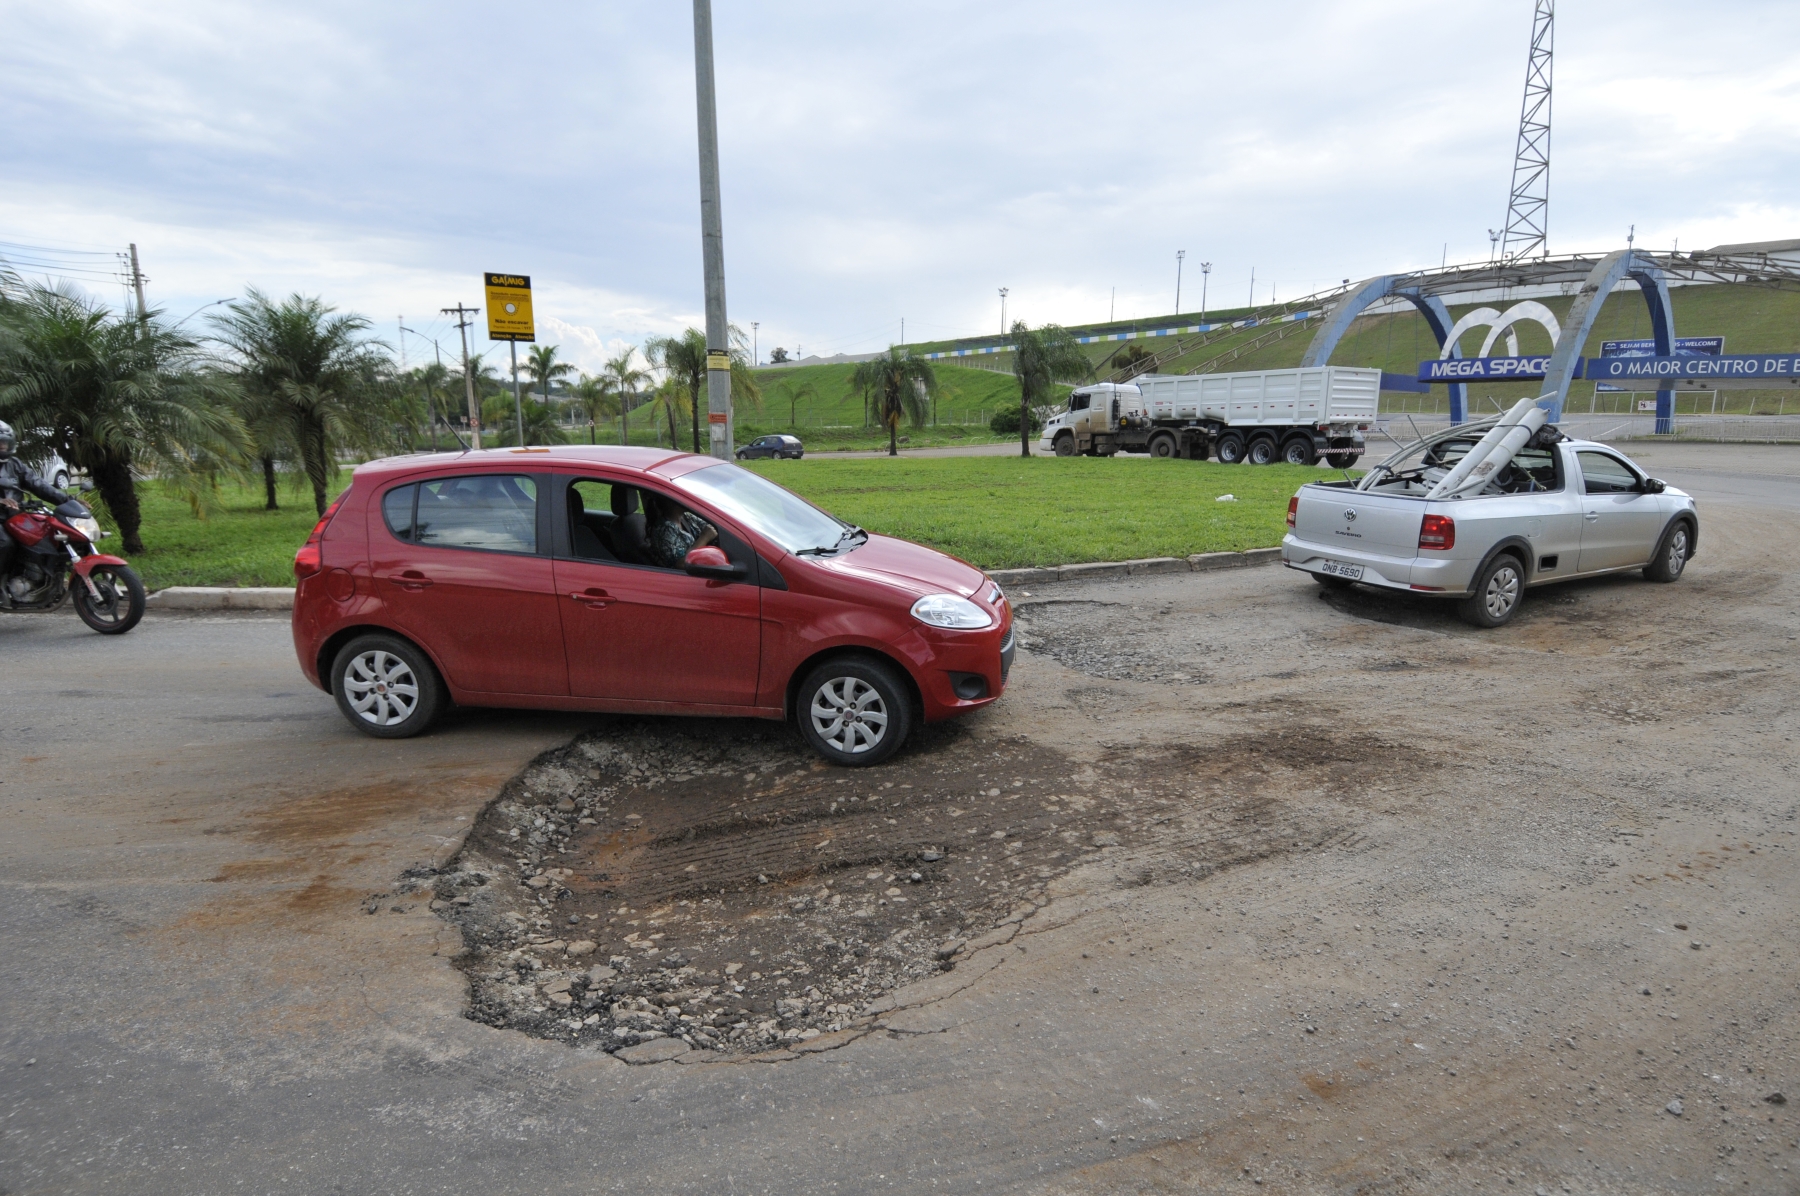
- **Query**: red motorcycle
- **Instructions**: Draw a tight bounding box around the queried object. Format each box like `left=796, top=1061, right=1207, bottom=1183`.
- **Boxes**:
left=2, top=495, right=145, bottom=634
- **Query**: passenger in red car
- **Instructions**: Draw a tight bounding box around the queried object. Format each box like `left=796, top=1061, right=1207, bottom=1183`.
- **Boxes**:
left=648, top=492, right=717, bottom=568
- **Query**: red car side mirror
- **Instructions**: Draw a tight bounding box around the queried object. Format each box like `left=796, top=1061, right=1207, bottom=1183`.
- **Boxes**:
left=683, top=545, right=745, bottom=580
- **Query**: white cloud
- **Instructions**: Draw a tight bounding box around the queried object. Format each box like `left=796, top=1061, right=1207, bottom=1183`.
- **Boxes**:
left=4, top=0, right=1797, bottom=360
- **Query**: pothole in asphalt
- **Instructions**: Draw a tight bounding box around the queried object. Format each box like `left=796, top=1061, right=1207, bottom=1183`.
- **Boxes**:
left=425, top=713, right=1431, bottom=1059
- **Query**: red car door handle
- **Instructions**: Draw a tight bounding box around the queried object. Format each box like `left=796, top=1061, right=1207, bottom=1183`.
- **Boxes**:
left=389, top=570, right=433, bottom=590
left=569, top=588, right=615, bottom=609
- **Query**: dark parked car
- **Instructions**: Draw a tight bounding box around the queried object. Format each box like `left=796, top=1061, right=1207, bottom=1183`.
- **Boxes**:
left=736, top=434, right=804, bottom=460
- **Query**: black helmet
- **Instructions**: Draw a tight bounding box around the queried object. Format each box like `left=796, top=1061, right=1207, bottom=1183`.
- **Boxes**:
left=0, top=420, right=13, bottom=460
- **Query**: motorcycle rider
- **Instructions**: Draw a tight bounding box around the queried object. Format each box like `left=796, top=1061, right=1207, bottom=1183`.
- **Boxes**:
left=0, top=421, right=75, bottom=582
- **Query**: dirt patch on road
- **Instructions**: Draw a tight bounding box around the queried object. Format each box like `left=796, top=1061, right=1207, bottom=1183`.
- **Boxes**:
left=432, top=712, right=1431, bottom=1057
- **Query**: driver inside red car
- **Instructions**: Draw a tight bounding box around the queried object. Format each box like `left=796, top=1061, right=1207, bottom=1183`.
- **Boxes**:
left=0, top=420, right=74, bottom=580
left=646, top=490, right=718, bottom=568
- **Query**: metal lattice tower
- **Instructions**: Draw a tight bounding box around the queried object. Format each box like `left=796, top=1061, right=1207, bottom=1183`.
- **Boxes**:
left=1500, top=0, right=1553, bottom=263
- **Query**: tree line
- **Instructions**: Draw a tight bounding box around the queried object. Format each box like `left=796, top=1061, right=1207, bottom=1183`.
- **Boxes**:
left=0, top=276, right=772, bottom=555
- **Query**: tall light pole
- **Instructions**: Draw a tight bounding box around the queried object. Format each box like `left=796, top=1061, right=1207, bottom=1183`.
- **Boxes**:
left=693, top=0, right=734, bottom=459
left=1488, top=228, right=1501, bottom=261
left=998, top=288, right=1009, bottom=336
left=1175, top=249, right=1185, bottom=315
left=1199, top=262, right=1211, bottom=322
left=751, top=321, right=759, bottom=366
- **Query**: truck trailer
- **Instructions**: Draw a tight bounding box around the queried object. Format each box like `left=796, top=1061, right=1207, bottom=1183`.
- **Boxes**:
left=1037, top=365, right=1379, bottom=466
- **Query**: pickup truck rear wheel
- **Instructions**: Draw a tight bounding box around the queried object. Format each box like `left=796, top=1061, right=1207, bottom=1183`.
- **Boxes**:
left=1247, top=436, right=1278, bottom=465
left=1053, top=433, right=1075, bottom=457
left=1644, top=519, right=1692, bottom=582
left=1457, top=554, right=1525, bottom=628
left=1214, top=433, right=1247, bottom=464
left=1325, top=452, right=1360, bottom=469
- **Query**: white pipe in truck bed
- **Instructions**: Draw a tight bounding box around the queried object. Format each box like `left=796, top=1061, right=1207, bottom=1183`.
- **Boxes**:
left=1425, top=397, right=1548, bottom=500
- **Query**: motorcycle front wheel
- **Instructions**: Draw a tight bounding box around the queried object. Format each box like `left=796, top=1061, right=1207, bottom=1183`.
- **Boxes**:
left=73, top=564, right=146, bottom=635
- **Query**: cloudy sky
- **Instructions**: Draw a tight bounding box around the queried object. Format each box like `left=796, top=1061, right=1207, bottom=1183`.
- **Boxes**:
left=3, top=0, right=1797, bottom=372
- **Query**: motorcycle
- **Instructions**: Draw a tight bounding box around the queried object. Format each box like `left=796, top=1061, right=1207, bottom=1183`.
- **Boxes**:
left=2, top=495, right=146, bottom=634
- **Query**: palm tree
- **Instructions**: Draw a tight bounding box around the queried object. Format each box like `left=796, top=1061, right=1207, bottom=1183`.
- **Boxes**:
left=1009, top=321, right=1090, bottom=457
left=210, top=289, right=392, bottom=514
left=645, top=377, right=690, bottom=448
left=481, top=393, right=569, bottom=446
left=524, top=344, right=573, bottom=411
left=645, top=327, right=761, bottom=452
left=569, top=373, right=617, bottom=444
left=773, top=378, right=819, bottom=428
left=850, top=347, right=936, bottom=457
left=413, top=361, right=452, bottom=449
left=0, top=283, right=246, bottom=554
left=600, top=348, right=649, bottom=445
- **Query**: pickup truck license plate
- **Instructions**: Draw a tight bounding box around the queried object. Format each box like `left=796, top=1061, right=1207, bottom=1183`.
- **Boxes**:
left=1319, top=560, right=1363, bottom=580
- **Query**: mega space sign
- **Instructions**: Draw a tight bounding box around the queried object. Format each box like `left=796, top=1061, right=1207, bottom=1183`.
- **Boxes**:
left=1417, top=356, right=1556, bottom=382
left=1587, top=353, right=1800, bottom=391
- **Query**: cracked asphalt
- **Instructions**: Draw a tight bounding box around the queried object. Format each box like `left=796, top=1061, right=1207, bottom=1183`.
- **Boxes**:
left=2, top=442, right=1797, bottom=1195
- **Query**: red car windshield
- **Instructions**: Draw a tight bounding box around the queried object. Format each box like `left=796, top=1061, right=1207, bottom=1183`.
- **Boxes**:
left=672, top=462, right=849, bottom=555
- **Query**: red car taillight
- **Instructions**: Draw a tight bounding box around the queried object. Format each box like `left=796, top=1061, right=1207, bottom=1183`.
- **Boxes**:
left=294, top=497, right=344, bottom=581
left=1418, top=514, right=1455, bottom=551
left=1286, top=495, right=1299, bottom=528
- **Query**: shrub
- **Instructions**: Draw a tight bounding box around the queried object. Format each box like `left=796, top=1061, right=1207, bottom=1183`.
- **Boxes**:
left=989, top=408, right=1043, bottom=435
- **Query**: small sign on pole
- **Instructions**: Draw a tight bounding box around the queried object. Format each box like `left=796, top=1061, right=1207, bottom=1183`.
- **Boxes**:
left=483, top=273, right=536, bottom=342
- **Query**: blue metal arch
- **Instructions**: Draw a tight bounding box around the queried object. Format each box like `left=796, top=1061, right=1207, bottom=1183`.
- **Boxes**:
left=1542, top=249, right=1678, bottom=431
left=1302, top=275, right=1470, bottom=421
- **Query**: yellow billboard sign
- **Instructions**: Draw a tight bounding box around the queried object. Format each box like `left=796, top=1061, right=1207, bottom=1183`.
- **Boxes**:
left=483, top=272, right=535, bottom=342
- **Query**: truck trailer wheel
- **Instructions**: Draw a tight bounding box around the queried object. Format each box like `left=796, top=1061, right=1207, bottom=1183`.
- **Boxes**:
left=1247, top=436, right=1278, bottom=465
left=1053, top=433, right=1075, bottom=457
left=1215, top=433, right=1247, bottom=464
left=1148, top=432, right=1177, bottom=458
left=1282, top=438, right=1316, bottom=466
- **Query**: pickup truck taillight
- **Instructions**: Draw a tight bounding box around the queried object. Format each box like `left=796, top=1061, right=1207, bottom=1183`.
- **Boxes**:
left=294, top=497, right=344, bottom=581
left=1286, top=496, right=1298, bottom=528
left=1418, top=514, right=1455, bottom=551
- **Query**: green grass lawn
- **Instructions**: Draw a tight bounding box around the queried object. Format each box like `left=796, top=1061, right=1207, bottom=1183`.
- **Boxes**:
left=115, top=479, right=323, bottom=591
left=117, top=456, right=1311, bottom=589
left=747, top=455, right=1308, bottom=570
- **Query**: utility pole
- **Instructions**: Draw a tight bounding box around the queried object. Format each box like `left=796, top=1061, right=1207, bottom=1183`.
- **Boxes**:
left=1175, top=249, right=1185, bottom=315
left=442, top=303, right=481, bottom=449
left=900, top=317, right=904, bottom=347
left=693, top=0, right=734, bottom=460
left=1110, top=287, right=1115, bottom=323
left=1200, top=262, right=1211, bottom=322
left=1248, top=268, right=1256, bottom=311
left=397, top=316, right=406, bottom=371
left=998, top=287, right=1009, bottom=335
left=127, top=243, right=148, bottom=328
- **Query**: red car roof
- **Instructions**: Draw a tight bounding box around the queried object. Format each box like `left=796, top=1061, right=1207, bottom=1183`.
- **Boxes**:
left=350, top=445, right=714, bottom=482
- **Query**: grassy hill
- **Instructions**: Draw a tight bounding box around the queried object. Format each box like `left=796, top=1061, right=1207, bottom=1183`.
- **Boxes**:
left=734, top=361, right=1064, bottom=451
left=892, top=283, right=1800, bottom=418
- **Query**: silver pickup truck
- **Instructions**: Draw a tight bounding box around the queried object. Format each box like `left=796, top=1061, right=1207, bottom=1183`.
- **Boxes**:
left=1281, top=400, right=1699, bottom=627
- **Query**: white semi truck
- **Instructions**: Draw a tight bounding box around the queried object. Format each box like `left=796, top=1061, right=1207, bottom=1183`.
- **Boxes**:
left=1037, top=365, right=1379, bottom=467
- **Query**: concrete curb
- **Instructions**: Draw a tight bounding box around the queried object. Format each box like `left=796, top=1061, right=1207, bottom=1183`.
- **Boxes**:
left=147, top=586, right=295, bottom=611
left=143, top=547, right=1284, bottom=609
left=989, top=546, right=1280, bottom=589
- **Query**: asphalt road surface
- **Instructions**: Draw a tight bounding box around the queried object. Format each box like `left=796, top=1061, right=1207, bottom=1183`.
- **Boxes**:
left=3, top=443, right=1797, bottom=1194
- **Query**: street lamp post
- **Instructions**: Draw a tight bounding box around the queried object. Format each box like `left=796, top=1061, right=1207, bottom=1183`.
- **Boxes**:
left=170, top=297, right=235, bottom=329
left=1199, top=263, right=1211, bottom=322
left=1175, top=250, right=1185, bottom=315
left=998, top=287, right=1009, bottom=336
left=751, top=321, right=759, bottom=366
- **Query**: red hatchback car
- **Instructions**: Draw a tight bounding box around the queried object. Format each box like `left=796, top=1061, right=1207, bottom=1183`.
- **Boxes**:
left=292, top=446, right=1014, bottom=765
